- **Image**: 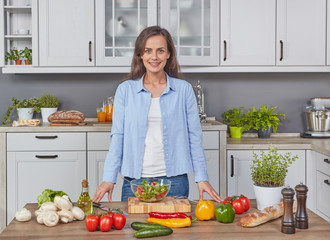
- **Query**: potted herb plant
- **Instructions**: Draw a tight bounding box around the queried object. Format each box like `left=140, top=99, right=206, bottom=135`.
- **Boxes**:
left=37, top=94, right=59, bottom=123
left=5, top=48, right=23, bottom=65
left=2, top=97, right=40, bottom=125
left=222, top=107, right=249, bottom=138
left=251, top=145, right=298, bottom=210
left=246, top=105, right=286, bottom=138
left=22, top=47, right=32, bottom=65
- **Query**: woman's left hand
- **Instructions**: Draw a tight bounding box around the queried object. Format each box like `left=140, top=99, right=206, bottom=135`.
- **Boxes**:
left=197, top=181, right=223, bottom=203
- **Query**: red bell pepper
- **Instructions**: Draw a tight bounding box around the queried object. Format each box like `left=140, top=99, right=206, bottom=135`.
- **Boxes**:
left=148, top=212, right=192, bottom=220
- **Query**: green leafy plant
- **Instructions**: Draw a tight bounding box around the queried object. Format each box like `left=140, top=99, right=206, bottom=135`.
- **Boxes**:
left=246, top=105, right=285, bottom=133
left=222, top=107, right=249, bottom=130
left=37, top=94, right=59, bottom=109
left=2, top=97, right=40, bottom=125
left=251, top=146, right=298, bottom=187
left=22, top=47, right=32, bottom=64
left=5, top=48, right=23, bottom=62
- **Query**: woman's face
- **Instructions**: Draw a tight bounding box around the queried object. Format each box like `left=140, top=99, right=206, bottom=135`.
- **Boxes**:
left=141, top=35, right=170, bottom=75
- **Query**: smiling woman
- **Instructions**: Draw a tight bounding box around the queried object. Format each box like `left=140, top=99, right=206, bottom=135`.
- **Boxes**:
left=93, top=26, right=223, bottom=204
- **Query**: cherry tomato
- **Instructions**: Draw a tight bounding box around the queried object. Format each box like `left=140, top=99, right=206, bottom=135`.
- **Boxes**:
left=106, top=211, right=114, bottom=218
left=239, top=195, right=251, bottom=212
left=113, top=213, right=126, bottom=230
left=85, top=214, right=99, bottom=232
left=231, top=199, right=244, bottom=214
left=150, top=182, right=156, bottom=186
left=99, top=215, right=113, bottom=232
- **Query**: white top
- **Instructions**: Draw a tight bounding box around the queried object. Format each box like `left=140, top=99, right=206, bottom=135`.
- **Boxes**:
left=141, top=97, right=166, bottom=177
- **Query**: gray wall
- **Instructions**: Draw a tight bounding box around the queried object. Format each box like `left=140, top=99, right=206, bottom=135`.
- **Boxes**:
left=1, top=71, right=329, bottom=133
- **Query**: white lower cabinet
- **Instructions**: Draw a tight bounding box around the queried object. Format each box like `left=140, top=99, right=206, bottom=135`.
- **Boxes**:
left=227, top=150, right=306, bottom=199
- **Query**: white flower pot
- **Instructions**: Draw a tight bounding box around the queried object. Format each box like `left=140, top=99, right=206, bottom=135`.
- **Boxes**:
left=41, top=107, right=58, bottom=123
left=253, top=185, right=283, bottom=210
left=17, top=108, right=34, bottom=121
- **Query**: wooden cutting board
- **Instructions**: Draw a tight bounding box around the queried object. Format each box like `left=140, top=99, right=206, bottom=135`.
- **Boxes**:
left=128, top=197, right=191, bottom=214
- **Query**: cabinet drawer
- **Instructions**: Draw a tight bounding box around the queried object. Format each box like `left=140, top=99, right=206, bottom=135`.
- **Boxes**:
left=7, top=133, right=86, bottom=151
left=316, top=171, right=330, bottom=218
left=87, top=132, right=111, bottom=151
left=202, top=131, right=219, bottom=150
left=316, top=155, right=330, bottom=175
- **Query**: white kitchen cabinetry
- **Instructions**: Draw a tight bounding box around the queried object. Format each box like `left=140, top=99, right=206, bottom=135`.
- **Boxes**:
left=0, top=0, right=38, bottom=67
left=227, top=150, right=305, bottom=199
left=95, top=0, right=157, bottom=66
left=159, top=0, right=219, bottom=66
left=327, top=0, right=330, bottom=65
left=6, top=132, right=86, bottom=224
left=39, top=0, right=95, bottom=66
left=87, top=132, right=124, bottom=201
left=220, top=0, right=276, bottom=66
left=276, top=0, right=326, bottom=65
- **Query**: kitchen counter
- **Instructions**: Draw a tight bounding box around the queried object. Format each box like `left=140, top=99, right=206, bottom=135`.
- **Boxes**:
left=1, top=201, right=330, bottom=240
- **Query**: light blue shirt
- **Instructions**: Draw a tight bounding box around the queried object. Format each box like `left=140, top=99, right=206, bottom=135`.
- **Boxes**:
left=102, top=73, right=209, bottom=183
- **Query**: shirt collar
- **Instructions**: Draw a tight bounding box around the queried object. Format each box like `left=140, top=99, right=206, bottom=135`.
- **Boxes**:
left=136, top=72, right=176, bottom=94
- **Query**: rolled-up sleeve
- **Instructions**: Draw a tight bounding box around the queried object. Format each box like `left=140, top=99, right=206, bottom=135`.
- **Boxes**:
left=185, top=84, right=209, bottom=182
left=102, top=83, right=126, bottom=183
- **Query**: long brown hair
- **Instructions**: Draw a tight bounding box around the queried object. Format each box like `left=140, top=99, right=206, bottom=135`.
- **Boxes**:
left=123, top=26, right=182, bottom=81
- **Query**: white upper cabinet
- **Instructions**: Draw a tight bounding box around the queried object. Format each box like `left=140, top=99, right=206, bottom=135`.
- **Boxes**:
left=159, top=0, right=220, bottom=66
left=95, top=0, right=157, bottom=66
left=220, top=0, right=276, bottom=66
left=39, top=0, right=95, bottom=66
left=327, top=0, right=330, bottom=65
left=277, top=0, right=326, bottom=66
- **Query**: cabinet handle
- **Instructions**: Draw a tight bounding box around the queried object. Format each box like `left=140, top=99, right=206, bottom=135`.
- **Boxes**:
left=224, top=40, right=227, bottom=61
left=35, top=136, right=58, bottom=139
left=89, top=41, right=92, bottom=62
left=324, top=180, right=330, bottom=186
left=35, top=155, right=58, bottom=159
left=324, top=159, right=330, bottom=164
left=231, top=155, right=234, bottom=177
left=280, top=40, right=283, bottom=61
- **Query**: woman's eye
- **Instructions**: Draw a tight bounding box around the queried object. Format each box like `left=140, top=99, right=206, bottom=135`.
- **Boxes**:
left=145, top=49, right=151, bottom=53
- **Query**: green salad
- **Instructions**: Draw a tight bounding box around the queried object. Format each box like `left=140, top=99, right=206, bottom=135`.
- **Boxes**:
left=134, top=180, right=169, bottom=202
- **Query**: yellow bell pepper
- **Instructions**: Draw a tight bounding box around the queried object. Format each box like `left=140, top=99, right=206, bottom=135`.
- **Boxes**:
left=147, top=217, right=191, bottom=228
left=195, top=200, right=215, bottom=220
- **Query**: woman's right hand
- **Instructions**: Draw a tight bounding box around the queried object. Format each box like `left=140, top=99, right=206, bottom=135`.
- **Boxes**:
left=92, top=182, right=114, bottom=203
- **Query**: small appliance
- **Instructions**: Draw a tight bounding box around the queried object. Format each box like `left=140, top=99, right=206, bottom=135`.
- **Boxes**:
left=192, top=80, right=207, bottom=123
left=302, top=97, right=330, bottom=138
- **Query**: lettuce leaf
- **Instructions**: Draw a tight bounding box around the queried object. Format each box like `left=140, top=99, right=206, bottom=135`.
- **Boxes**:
left=37, top=189, right=70, bottom=208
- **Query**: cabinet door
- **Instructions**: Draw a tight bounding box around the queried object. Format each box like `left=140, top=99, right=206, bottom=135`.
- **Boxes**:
left=220, top=0, right=275, bottom=66
left=277, top=0, right=326, bottom=65
left=39, top=0, right=95, bottom=66
left=227, top=150, right=305, bottom=199
left=7, top=151, right=86, bottom=223
left=159, top=0, right=219, bottom=66
left=88, top=151, right=123, bottom=202
left=327, top=0, right=330, bottom=65
left=95, top=0, right=157, bottom=66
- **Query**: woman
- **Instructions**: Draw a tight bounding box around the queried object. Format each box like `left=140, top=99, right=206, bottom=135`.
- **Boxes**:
left=93, top=26, right=222, bottom=203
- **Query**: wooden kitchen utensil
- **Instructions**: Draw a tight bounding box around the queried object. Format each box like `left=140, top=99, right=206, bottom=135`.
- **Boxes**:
left=128, top=197, right=191, bottom=214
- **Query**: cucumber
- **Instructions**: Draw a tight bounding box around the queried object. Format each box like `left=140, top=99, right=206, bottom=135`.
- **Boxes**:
left=131, top=222, right=165, bottom=231
left=134, top=227, right=173, bottom=238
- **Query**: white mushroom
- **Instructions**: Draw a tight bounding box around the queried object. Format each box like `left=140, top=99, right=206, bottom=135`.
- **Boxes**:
left=43, top=211, right=59, bottom=227
left=57, top=209, right=74, bottom=223
left=54, top=196, right=72, bottom=210
left=71, top=206, right=85, bottom=221
left=35, top=209, right=42, bottom=217
left=15, top=208, right=32, bottom=222
left=37, top=211, right=45, bottom=224
left=40, top=202, right=58, bottom=211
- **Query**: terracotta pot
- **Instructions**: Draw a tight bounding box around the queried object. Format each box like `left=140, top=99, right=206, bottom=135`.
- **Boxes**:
left=15, top=60, right=22, bottom=65
left=24, top=60, right=31, bottom=65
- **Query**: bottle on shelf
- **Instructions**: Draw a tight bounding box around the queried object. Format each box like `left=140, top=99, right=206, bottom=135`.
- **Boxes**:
left=76, top=179, right=93, bottom=215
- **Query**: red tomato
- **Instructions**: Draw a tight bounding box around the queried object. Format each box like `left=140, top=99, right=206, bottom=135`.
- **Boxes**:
left=239, top=195, right=251, bottom=212
left=231, top=199, right=244, bottom=214
left=99, top=215, right=113, bottom=232
left=113, top=213, right=126, bottom=230
left=106, top=211, right=114, bottom=218
left=137, top=186, right=144, bottom=195
left=156, top=190, right=168, bottom=199
left=85, top=214, right=99, bottom=232
left=150, top=182, right=156, bottom=186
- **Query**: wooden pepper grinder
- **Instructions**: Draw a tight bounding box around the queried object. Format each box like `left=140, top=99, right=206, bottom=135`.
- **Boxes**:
left=281, top=186, right=296, bottom=234
left=295, top=183, right=309, bottom=229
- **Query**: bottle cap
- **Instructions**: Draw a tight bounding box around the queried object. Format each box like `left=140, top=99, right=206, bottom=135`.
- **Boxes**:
left=82, top=179, right=88, bottom=188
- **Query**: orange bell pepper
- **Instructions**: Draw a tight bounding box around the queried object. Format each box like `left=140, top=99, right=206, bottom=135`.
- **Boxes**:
left=195, top=200, right=215, bottom=220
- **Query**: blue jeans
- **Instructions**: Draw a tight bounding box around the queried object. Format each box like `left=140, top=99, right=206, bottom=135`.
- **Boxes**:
left=121, top=174, right=189, bottom=202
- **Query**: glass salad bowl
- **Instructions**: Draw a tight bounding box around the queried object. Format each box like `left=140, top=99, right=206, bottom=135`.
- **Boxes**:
left=130, top=178, right=171, bottom=202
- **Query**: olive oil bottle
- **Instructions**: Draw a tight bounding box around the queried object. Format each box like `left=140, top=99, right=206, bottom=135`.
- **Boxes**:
left=76, top=179, right=93, bottom=215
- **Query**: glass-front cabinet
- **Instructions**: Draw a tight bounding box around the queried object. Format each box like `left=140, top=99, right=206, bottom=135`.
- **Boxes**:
left=1, top=0, right=38, bottom=67
left=159, top=0, right=219, bottom=66
left=95, top=0, right=157, bottom=66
